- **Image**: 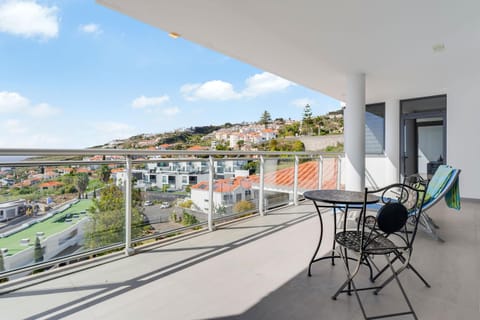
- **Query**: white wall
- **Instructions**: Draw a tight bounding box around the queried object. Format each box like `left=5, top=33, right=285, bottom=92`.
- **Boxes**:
left=447, top=74, right=480, bottom=199
left=340, top=155, right=388, bottom=191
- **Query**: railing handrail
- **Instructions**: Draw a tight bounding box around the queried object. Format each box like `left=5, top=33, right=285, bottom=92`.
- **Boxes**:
left=0, top=148, right=344, bottom=157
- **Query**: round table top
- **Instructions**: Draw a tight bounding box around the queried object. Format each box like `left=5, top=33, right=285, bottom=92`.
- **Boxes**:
left=303, top=189, right=379, bottom=205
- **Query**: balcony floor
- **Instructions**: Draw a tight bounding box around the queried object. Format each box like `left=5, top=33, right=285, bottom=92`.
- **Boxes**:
left=1, top=199, right=479, bottom=320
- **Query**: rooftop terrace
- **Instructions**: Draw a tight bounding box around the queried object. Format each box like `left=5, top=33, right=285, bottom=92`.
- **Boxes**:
left=0, top=199, right=478, bottom=319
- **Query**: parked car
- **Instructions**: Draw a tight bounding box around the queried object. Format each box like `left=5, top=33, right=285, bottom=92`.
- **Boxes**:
left=144, top=200, right=153, bottom=206
left=160, top=202, right=170, bottom=209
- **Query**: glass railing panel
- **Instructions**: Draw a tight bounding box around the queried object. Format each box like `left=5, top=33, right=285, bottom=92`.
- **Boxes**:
left=133, top=159, right=209, bottom=240
left=320, top=156, right=342, bottom=189
left=0, top=161, right=128, bottom=274
left=262, top=157, right=294, bottom=209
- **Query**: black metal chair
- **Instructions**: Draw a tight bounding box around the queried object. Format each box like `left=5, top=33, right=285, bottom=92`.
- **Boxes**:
left=331, top=183, right=426, bottom=320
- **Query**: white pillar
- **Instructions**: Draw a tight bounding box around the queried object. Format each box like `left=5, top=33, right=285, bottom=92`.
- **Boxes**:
left=385, top=99, right=400, bottom=184
left=344, top=73, right=366, bottom=191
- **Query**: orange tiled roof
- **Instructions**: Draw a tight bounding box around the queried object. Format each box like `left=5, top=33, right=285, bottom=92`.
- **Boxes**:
left=192, top=176, right=252, bottom=193
left=111, top=168, right=125, bottom=173
left=249, top=160, right=339, bottom=191
left=187, top=145, right=209, bottom=151
left=39, top=181, right=64, bottom=188
left=76, top=168, right=91, bottom=173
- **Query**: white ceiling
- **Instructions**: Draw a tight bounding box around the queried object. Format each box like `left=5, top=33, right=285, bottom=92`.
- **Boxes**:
left=98, top=0, right=480, bottom=103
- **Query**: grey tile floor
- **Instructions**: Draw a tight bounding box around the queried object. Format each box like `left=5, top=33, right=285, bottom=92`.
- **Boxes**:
left=0, top=200, right=478, bottom=320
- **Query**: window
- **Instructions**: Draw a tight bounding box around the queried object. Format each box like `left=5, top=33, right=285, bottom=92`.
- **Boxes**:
left=236, top=193, right=242, bottom=202
left=365, top=103, right=385, bottom=154
left=182, top=176, right=188, bottom=184
left=245, top=189, right=252, bottom=200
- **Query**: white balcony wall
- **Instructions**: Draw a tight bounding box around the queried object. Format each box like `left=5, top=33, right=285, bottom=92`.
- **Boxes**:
left=447, top=74, right=480, bottom=199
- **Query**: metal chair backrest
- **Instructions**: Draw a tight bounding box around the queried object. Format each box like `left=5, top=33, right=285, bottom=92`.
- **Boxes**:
left=359, top=183, right=427, bottom=253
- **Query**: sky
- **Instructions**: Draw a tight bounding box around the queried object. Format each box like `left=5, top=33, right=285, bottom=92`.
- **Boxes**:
left=0, top=0, right=341, bottom=149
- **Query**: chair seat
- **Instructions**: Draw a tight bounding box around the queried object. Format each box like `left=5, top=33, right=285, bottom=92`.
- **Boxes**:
left=335, top=230, right=397, bottom=255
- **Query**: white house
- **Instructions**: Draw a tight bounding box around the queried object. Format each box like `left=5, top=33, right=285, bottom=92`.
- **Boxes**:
left=0, top=199, right=26, bottom=222
left=190, top=177, right=256, bottom=213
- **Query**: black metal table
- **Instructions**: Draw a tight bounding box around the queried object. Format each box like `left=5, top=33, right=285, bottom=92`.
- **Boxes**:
left=304, top=189, right=379, bottom=276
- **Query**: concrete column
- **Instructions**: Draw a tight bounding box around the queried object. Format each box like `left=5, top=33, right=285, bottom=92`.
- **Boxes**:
left=344, top=73, right=366, bottom=191
left=385, top=99, right=400, bottom=184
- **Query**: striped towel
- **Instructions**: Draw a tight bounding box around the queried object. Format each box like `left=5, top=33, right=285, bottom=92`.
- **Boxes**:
left=445, top=176, right=461, bottom=210
left=425, top=165, right=460, bottom=210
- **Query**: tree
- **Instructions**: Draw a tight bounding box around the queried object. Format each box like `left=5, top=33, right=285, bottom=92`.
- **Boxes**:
left=236, top=139, right=245, bottom=150
left=76, top=172, right=89, bottom=199
left=84, top=185, right=146, bottom=249
left=99, top=164, right=111, bottom=183
left=302, top=104, right=314, bottom=135
left=259, top=110, right=272, bottom=128
left=34, top=236, right=43, bottom=263
left=0, top=251, right=5, bottom=272
left=292, top=140, right=305, bottom=152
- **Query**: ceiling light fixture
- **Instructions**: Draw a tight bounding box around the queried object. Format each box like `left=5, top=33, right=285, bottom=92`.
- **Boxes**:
left=169, top=32, right=181, bottom=39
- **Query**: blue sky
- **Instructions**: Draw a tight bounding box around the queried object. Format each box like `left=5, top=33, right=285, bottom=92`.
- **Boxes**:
left=0, top=0, right=341, bottom=148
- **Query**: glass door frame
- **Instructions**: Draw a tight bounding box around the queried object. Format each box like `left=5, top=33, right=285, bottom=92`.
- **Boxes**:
left=400, top=105, right=446, bottom=179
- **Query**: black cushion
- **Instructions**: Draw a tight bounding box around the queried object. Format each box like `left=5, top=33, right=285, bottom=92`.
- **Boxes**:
left=376, top=202, right=408, bottom=234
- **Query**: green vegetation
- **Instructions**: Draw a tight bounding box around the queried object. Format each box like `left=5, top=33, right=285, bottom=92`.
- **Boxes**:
left=178, top=199, right=193, bottom=208
left=76, top=173, right=89, bottom=199
left=181, top=211, right=199, bottom=226
left=323, top=142, right=344, bottom=152
left=302, top=104, right=314, bottom=135
left=0, top=252, right=5, bottom=272
left=255, top=139, right=305, bottom=152
left=259, top=110, right=272, bottom=128
left=84, top=185, right=147, bottom=249
left=98, top=164, right=111, bottom=183
left=233, top=200, right=255, bottom=213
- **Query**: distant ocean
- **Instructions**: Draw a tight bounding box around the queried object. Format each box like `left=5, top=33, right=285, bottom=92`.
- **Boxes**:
left=0, top=156, right=28, bottom=163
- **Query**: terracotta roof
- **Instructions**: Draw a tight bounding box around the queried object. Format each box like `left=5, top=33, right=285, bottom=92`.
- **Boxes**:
left=39, top=181, right=64, bottom=188
left=76, top=168, right=91, bottom=173
left=249, top=160, right=339, bottom=191
left=111, top=168, right=125, bottom=173
left=192, top=176, right=252, bottom=193
left=187, top=145, right=209, bottom=151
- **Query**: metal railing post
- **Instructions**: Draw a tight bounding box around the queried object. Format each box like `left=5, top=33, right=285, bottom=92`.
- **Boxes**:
left=208, top=156, right=215, bottom=231
left=293, top=155, right=299, bottom=206
left=259, top=155, right=265, bottom=215
left=125, top=155, right=134, bottom=256
left=336, top=155, right=342, bottom=190
left=318, top=156, right=324, bottom=189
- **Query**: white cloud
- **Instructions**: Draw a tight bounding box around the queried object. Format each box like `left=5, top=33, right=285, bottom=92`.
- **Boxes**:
left=180, top=72, right=293, bottom=101
left=0, top=0, right=59, bottom=39
left=4, top=118, right=27, bottom=134
left=79, top=23, right=102, bottom=35
left=242, top=72, right=294, bottom=97
left=132, top=95, right=170, bottom=109
left=162, top=106, right=180, bottom=116
left=292, top=98, right=314, bottom=108
left=181, top=80, right=241, bottom=101
left=0, top=91, right=61, bottom=117
left=0, top=91, right=29, bottom=112
left=28, top=102, right=60, bottom=117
